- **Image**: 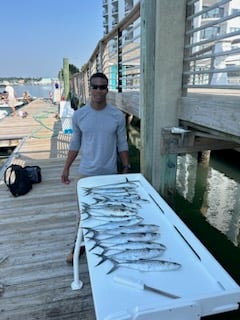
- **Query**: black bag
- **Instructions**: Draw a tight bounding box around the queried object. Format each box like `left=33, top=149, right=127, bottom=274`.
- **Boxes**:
left=24, top=166, right=42, bottom=183
left=4, top=164, right=32, bottom=197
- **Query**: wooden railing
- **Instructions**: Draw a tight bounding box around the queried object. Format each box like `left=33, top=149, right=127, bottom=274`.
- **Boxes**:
left=70, top=2, right=141, bottom=116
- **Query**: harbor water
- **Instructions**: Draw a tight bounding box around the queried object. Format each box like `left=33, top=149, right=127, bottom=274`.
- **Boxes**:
left=14, top=83, right=52, bottom=99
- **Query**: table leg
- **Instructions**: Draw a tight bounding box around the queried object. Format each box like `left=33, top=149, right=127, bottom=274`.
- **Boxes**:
left=71, top=223, right=84, bottom=290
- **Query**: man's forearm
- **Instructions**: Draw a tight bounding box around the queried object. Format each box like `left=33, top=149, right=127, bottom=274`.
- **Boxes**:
left=64, top=150, right=79, bottom=170
left=119, top=150, right=129, bottom=167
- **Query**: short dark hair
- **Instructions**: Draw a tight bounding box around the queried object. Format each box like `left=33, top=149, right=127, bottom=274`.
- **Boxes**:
left=90, top=72, right=108, bottom=85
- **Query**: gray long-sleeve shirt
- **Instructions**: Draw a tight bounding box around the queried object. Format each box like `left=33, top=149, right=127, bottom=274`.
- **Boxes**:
left=69, top=103, right=128, bottom=176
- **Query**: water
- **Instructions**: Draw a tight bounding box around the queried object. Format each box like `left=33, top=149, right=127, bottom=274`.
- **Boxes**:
left=176, top=151, right=240, bottom=248
left=13, top=83, right=52, bottom=99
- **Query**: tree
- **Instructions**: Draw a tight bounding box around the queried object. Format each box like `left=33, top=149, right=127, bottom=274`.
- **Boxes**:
left=69, top=64, right=79, bottom=76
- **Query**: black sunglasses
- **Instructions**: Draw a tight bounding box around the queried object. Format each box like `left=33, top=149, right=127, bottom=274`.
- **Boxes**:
left=90, top=84, right=108, bottom=90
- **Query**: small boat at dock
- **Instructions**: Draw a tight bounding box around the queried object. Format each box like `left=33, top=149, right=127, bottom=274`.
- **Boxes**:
left=0, top=101, right=25, bottom=118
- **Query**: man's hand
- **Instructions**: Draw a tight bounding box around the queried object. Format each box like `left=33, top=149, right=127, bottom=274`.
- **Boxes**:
left=61, top=168, right=71, bottom=184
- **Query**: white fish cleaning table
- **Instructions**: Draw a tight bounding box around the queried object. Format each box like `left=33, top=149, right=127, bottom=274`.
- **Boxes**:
left=72, top=173, right=240, bottom=320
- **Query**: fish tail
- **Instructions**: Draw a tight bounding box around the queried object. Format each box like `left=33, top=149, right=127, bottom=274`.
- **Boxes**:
left=106, top=258, right=118, bottom=274
left=84, top=229, right=98, bottom=239
left=94, top=254, right=107, bottom=266
left=83, top=227, right=92, bottom=235
left=101, top=247, right=108, bottom=255
left=89, top=240, right=97, bottom=251
left=80, top=212, right=89, bottom=221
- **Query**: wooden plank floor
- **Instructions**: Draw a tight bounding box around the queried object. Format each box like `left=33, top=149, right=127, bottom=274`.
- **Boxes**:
left=0, top=100, right=96, bottom=319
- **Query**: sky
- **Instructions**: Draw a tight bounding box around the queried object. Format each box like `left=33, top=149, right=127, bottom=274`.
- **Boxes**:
left=1, top=0, right=103, bottom=78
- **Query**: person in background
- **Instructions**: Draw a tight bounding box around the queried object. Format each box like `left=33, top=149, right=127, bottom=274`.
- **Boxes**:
left=3, top=81, right=18, bottom=116
left=61, top=72, right=130, bottom=264
left=23, top=91, right=32, bottom=104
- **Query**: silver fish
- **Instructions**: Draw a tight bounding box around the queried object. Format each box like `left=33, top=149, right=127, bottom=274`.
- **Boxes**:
left=83, top=214, right=142, bottom=223
left=93, top=195, right=149, bottom=205
left=85, top=224, right=160, bottom=237
left=106, top=224, right=160, bottom=235
left=83, top=183, right=139, bottom=196
left=90, top=232, right=161, bottom=250
left=84, top=203, right=138, bottom=213
left=81, top=210, right=137, bottom=221
left=85, top=179, right=139, bottom=190
left=107, top=259, right=182, bottom=274
left=94, top=240, right=166, bottom=252
left=90, top=201, right=141, bottom=210
left=95, top=248, right=165, bottom=266
left=83, top=218, right=144, bottom=233
left=90, top=191, right=139, bottom=198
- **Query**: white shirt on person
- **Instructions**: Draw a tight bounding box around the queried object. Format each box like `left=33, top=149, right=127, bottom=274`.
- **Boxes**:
left=5, top=85, right=16, bottom=99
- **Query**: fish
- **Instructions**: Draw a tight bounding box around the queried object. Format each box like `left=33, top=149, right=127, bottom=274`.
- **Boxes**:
left=81, top=210, right=137, bottom=221
left=89, top=232, right=161, bottom=250
left=84, top=224, right=160, bottom=237
left=98, top=232, right=160, bottom=244
left=93, top=195, right=149, bottom=205
left=88, top=191, right=140, bottom=198
left=108, top=223, right=160, bottom=235
left=81, top=204, right=138, bottom=221
left=106, top=259, right=182, bottom=274
left=93, top=240, right=166, bottom=252
left=94, top=248, right=165, bottom=266
left=82, top=202, right=138, bottom=213
left=90, top=201, right=141, bottom=210
left=83, top=217, right=144, bottom=233
left=82, top=182, right=139, bottom=196
left=83, top=179, right=139, bottom=190
left=82, top=214, right=143, bottom=223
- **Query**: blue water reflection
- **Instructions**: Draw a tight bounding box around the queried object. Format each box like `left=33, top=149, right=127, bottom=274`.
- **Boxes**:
left=177, top=153, right=240, bottom=247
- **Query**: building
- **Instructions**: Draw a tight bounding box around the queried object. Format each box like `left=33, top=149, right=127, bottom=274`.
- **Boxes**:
left=191, top=0, right=240, bottom=85
left=102, top=0, right=140, bottom=90
left=102, top=0, right=139, bottom=36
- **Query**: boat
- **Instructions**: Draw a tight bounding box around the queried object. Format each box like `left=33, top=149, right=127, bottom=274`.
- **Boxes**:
left=0, top=101, right=24, bottom=118
left=0, top=109, right=8, bottom=120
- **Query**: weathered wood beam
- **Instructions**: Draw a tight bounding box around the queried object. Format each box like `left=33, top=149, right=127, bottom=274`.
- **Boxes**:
left=161, top=128, right=240, bottom=154
left=179, top=95, right=240, bottom=143
left=140, top=0, right=156, bottom=182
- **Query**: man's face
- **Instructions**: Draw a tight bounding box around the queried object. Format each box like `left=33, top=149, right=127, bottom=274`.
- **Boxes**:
left=90, top=77, right=108, bottom=106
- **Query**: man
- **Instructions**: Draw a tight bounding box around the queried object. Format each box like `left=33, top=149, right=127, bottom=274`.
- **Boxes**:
left=61, top=72, right=130, bottom=263
left=4, top=81, right=18, bottom=116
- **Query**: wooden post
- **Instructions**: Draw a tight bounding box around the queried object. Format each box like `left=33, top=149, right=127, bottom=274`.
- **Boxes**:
left=140, top=0, right=187, bottom=202
left=63, top=58, right=70, bottom=100
left=140, top=0, right=156, bottom=181
left=198, top=151, right=211, bottom=167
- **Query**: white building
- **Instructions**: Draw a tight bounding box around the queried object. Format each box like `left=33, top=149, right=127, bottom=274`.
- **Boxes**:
left=102, top=0, right=139, bottom=35
left=193, top=0, right=240, bottom=85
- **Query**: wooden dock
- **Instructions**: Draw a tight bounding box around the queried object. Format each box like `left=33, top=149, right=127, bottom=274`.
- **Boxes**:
left=0, top=100, right=96, bottom=319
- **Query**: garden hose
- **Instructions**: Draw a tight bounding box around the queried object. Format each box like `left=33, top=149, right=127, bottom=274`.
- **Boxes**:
left=31, top=110, right=60, bottom=139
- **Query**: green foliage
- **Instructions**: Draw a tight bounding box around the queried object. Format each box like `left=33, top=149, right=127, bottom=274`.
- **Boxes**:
left=69, top=64, right=79, bottom=76
left=57, top=63, right=79, bottom=81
